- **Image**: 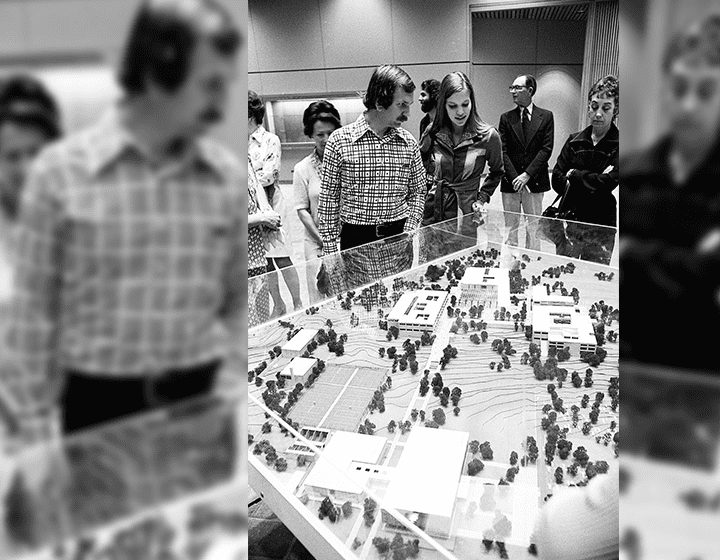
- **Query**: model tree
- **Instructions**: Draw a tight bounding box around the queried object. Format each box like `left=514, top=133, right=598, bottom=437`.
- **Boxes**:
left=573, top=446, right=590, bottom=467
left=468, top=440, right=480, bottom=455
left=432, top=408, right=446, bottom=426
left=372, top=537, right=391, bottom=554
left=387, top=420, right=397, bottom=433
left=363, top=497, right=377, bottom=527
left=554, top=467, right=564, bottom=484
left=467, top=458, right=485, bottom=476
left=275, top=458, right=288, bottom=472
left=479, top=441, right=494, bottom=460
left=557, top=439, right=573, bottom=460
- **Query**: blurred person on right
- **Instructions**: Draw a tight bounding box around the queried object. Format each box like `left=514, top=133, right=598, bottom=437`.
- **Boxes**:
left=621, top=14, right=720, bottom=373
left=0, top=0, right=243, bottom=441
left=552, top=75, right=619, bottom=265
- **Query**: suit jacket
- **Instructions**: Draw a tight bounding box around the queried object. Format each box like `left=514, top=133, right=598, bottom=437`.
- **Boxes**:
left=498, top=105, right=554, bottom=193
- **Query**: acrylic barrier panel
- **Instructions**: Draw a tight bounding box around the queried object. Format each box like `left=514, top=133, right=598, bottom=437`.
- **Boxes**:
left=249, top=238, right=619, bottom=559
left=620, top=364, right=720, bottom=560
left=0, top=389, right=244, bottom=560
left=249, top=210, right=618, bottom=328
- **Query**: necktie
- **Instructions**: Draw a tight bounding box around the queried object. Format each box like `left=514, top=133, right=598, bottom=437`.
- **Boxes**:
left=522, top=108, right=531, bottom=143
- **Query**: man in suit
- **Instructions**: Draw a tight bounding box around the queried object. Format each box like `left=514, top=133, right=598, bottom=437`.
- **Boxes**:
left=498, top=74, right=554, bottom=250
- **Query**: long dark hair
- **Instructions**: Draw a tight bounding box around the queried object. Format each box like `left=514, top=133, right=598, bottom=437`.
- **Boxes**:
left=429, top=72, right=490, bottom=137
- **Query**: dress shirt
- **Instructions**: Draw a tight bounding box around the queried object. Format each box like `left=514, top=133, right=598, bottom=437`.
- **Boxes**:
left=0, top=107, right=243, bottom=415
left=522, top=102, right=534, bottom=120
left=318, top=113, right=425, bottom=254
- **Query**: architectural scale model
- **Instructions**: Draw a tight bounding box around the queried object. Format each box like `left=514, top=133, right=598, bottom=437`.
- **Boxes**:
left=282, top=328, right=319, bottom=357
left=459, top=267, right=511, bottom=309
left=249, top=243, right=619, bottom=560
left=386, top=290, right=448, bottom=335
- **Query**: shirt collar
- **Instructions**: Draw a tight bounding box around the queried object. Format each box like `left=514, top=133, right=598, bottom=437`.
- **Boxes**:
left=87, top=104, right=225, bottom=179
left=519, top=102, right=534, bottom=116
left=249, top=125, right=268, bottom=145
left=349, top=113, right=408, bottom=145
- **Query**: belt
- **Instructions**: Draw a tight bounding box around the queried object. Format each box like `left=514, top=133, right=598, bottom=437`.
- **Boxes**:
left=341, top=218, right=406, bottom=239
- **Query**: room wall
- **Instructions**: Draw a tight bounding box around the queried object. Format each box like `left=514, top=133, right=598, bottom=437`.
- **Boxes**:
left=249, top=0, right=472, bottom=180
left=0, top=0, right=247, bottom=155
left=471, top=17, right=586, bottom=167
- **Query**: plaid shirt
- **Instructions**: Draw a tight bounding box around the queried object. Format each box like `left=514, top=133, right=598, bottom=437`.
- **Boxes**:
left=0, top=108, right=244, bottom=416
left=318, top=113, right=425, bottom=254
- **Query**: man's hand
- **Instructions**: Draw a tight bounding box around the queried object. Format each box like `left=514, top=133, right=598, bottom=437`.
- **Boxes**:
left=512, top=172, right=530, bottom=192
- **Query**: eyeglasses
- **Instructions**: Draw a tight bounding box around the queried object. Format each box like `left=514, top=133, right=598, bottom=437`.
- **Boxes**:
left=509, top=85, right=527, bottom=92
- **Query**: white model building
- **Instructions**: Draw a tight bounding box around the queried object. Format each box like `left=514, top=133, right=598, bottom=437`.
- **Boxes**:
left=387, top=290, right=448, bottom=334
left=460, top=267, right=511, bottom=309
left=303, top=431, right=387, bottom=501
left=278, top=357, right=317, bottom=385
left=531, top=304, right=597, bottom=355
left=530, top=285, right=574, bottom=309
left=384, top=427, right=469, bottom=538
left=282, top=328, right=318, bottom=358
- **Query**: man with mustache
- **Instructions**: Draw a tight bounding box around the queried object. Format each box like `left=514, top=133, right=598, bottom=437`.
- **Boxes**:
left=318, top=64, right=426, bottom=257
left=621, top=14, right=720, bottom=373
left=318, top=65, right=425, bottom=255
left=0, top=0, right=243, bottom=439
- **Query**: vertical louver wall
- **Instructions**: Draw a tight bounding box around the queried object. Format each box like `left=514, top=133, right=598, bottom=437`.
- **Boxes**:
left=580, top=0, right=619, bottom=128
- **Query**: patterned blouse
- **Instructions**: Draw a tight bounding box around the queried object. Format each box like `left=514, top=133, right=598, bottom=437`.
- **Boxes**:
left=247, top=160, right=266, bottom=273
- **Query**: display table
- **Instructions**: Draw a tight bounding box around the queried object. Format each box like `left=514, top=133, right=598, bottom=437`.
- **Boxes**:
left=249, top=213, right=619, bottom=559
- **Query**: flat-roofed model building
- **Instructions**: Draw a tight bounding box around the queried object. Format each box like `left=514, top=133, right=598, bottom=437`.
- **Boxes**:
left=531, top=304, right=596, bottom=355
left=303, top=431, right=387, bottom=502
left=530, top=285, right=574, bottom=309
left=384, top=427, right=469, bottom=538
left=460, top=267, right=511, bottom=309
left=282, top=328, right=319, bottom=358
left=278, top=357, right=317, bottom=385
left=387, top=290, right=448, bottom=335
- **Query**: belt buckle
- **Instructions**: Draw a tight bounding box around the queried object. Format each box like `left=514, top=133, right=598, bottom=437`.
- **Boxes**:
left=375, top=223, right=385, bottom=238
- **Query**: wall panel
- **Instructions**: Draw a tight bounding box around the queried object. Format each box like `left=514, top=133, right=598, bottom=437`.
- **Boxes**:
left=250, top=0, right=325, bottom=72
left=391, top=0, right=469, bottom=65
left=0, top=2, right=28, bottom=56
left=319, top=0, right=395, bottom=68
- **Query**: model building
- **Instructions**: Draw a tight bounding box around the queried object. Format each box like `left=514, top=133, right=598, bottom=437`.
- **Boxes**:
left=386, top=290, right=448, bottom=335
left=460, top=267, right=511, bottom=309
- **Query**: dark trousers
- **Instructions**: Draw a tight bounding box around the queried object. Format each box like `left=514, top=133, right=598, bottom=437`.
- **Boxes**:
left=61, top=360, right=222, bottom=435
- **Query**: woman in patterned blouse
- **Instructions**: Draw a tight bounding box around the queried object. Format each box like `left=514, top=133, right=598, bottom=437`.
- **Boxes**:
left=293, top=100, right=341, bottom=303
left=248, top=159, right=281, bottom=326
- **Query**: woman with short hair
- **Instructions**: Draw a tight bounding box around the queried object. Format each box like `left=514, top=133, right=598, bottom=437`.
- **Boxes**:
left=293, top=100, right=342, bottom=303
left=551, top=75, right=619, bottom=264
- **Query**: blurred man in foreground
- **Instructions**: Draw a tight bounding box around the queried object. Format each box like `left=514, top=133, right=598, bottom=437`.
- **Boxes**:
left=621, top=13, right=720, bottom=373
left=0, top=0, right=243, bottom=441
